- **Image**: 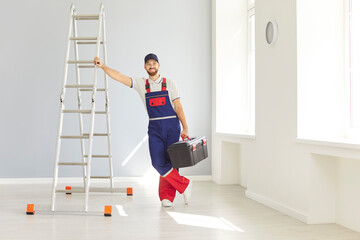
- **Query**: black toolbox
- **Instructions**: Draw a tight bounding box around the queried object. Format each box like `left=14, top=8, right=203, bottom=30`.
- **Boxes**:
left=167, top=136, right=208, bottom=168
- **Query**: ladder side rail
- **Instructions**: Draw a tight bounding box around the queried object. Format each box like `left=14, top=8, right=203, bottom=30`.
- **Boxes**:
left=101, top=12, right=114, bottom=189
left=51, top=4, right=76, bottom=212
left=72, top=12, right=87, bottom=188
left=84, top=4, right=104, bottom=212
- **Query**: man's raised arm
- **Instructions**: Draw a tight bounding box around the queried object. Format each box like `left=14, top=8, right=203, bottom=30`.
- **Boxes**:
left=94, top=57, right=132, bottom=87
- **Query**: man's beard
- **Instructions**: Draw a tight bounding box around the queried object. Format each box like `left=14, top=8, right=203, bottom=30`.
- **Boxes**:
left=147, top=68, right=158, bottom=76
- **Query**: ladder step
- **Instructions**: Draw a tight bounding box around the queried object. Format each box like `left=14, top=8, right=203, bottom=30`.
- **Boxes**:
left=67, top=60, right=93, bottom=64
left=78, top=65, right=95, bottom=68
left=60, top=134, right=108, bottom=139
left=60, top=135, right=89, bottom=139
left=77, top=41, right=104, bottom=45
left=83, top=133, right=109, bottom=137
left=62, top=110, right=108, bottom=114
left=64, top=84, right=105, bottom=91
left=90, top=176, right=111, bottom=179
left=84, top=155, right=111, bottom=158
left=56, top=189, right=84, bottom=193
left=79, top=88, right=105, bottom=91
left=73, top=14, right=100, bottom=20
left=70, top=37, right=98, bottom=41
left=65, top=84, right=94, bottom=88
left=93, top=111, right=108, bottom=114
left=62, top=110, right=92, bottom=114
left=58, top=162, right=87, bottom=166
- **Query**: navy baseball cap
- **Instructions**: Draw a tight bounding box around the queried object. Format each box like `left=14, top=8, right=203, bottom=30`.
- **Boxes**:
left=144, top=53, right=159, bottom=64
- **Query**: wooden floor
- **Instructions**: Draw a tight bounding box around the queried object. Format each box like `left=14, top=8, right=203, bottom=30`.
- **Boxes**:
left=1, top=181, right=360, bottom=240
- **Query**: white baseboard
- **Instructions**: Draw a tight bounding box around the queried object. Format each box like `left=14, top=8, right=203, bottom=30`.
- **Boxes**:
left=187, top=175, right=212, bottom=181
left=245, top=190, right=308, bottom=223
left=0, top=175, right=212, bottom=184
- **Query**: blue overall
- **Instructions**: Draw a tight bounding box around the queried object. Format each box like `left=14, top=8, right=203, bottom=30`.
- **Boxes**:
left=145, top=78, right=180, bottom=176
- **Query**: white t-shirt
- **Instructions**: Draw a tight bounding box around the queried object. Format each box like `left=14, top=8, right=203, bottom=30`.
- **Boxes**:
left=130, top=76, right=180, bottom=108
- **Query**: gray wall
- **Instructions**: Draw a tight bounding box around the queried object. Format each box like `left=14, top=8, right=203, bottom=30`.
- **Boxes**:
left=0, top=0, right=211, bottom=178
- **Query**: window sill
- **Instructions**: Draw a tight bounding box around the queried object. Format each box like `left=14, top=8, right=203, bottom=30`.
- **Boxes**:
left=214, top=132, right=256, bottom=142
left=296, top=137, right=360, bottom=150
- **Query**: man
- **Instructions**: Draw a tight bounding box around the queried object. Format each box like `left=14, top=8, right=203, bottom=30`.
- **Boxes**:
left=94, top=53, right=192, bottom=207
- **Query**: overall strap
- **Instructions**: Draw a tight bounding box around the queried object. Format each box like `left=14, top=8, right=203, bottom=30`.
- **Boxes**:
left=161, top=78, right=167, bottom=91
left=145, top=78, right=167, bottom=93
left=146, top=79, right=150, bottom=93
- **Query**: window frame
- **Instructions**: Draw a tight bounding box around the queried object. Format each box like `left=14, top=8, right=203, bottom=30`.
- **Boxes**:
left=247, top=4, right=255, bottom=134
left=345, top=0, right=360, bottom=138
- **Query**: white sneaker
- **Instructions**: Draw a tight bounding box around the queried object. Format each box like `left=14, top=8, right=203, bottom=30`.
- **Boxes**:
left=161, top=199, right=172, bottom=207
left=183, top=180, right=192, bottom=205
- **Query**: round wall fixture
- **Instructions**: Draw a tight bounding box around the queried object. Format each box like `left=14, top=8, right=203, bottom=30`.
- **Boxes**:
left=265, top=20, right=278, bottom=45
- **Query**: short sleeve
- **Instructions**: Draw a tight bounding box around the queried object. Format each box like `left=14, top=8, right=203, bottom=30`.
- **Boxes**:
left=131, top=77, right=145, bottom=92
left=170, top=79, right=180, bottom=101
left=130, top=77, right=147, bottom=106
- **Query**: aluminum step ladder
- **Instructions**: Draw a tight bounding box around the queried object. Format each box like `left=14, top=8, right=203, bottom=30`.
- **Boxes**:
left=51, top=3, right=115, bottom=212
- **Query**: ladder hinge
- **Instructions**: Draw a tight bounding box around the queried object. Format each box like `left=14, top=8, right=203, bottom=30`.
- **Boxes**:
left=60, top=92, right=64, bottom=102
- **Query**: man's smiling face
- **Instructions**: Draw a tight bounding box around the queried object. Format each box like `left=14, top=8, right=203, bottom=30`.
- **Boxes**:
left=145, top=59, right=160, bottom=76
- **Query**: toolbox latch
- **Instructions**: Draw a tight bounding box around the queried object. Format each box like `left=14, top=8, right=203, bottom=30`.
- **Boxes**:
left=192, top=144, right=197, bottom=151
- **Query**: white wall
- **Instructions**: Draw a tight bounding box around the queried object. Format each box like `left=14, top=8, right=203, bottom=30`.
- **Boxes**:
left=213, top=0, right=360, bottom=232
left=0, top=0, right=211, bottom=178
left=245, top=0, right=308, bottom=221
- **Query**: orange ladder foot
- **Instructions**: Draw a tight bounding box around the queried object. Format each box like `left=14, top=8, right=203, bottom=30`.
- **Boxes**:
left=126, top=187, right=133, bottom=196
left=104, top=205, right=112, bottom=217
left=65, top=186, right=72, bottom=195
left=26, top=204, right=35, bottom=215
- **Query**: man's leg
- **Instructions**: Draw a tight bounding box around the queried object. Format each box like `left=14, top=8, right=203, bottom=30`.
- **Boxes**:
left=159, top=176, right=176, bottom=202
left=148, top=132, right=175, bottom=203
left=163, top=168, right=189, bottom=194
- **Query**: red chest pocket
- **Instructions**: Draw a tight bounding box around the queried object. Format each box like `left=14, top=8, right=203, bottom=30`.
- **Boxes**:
left=149, top=97, right=166, bottom=107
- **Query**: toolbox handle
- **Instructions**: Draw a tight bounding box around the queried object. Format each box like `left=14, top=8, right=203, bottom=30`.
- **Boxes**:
left=181, top=135, right=190, bottom=141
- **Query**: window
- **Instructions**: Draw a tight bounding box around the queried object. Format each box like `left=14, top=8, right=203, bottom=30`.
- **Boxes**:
left=215, top=0, right=255, bottom=136
left=297, top=0, right=345, bottom=141
left=347, top=0, right=360, bottom=137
